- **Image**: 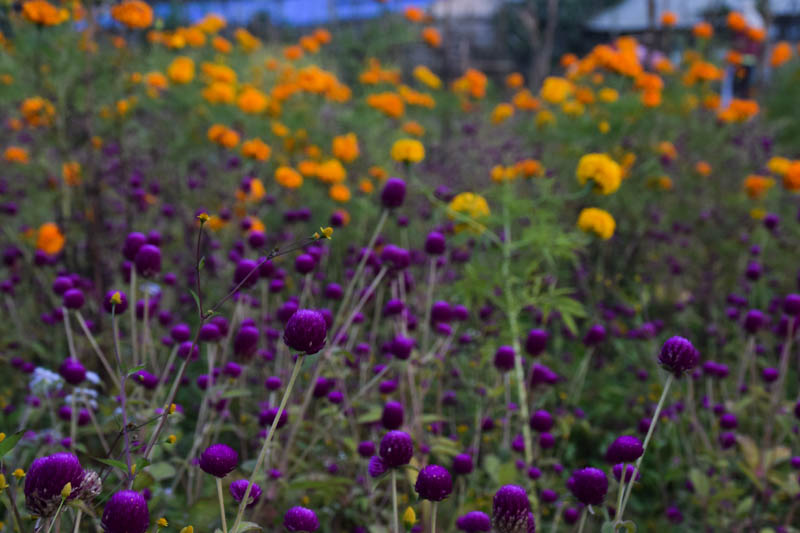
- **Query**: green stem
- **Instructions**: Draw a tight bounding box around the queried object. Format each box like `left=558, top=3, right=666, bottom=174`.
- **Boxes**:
left=45, top=497, right=66, bottom=533
left=615, top=462, right=627, bottom=524
left=216, top=477, right=228, bottom=533
left=576, top=507, right=588, bottom=533
left=230, top=356, right=304, bottom=532
left=618, top=374, right=674, bottom=520
left=431, top=501, right=438, bottom=533
left=391, top=469, right=399, bottom=533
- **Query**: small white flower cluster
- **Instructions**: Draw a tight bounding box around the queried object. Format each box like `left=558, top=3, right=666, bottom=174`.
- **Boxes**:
left=65, top=387, right=99, bottom=409
left=30, top=367, right=63, bottom=394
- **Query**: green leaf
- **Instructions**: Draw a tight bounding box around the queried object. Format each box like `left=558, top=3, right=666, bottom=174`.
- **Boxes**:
left=125, top=364, right=145, bottom=376
left=600, top=522, right=616, bottom=533
left=231, top=522, right=262, bottom=533
left=735, top=496, right=754, bottom=516
left=0, top=431, right=24, bottom=458
left=198, top=256, right=206, bottom=270
left=689, top=468, right=709, bottom=498
left=189, top=289, right=201, bottom=313
left=619, top=520, right=637, bottom=532
left=94, top=458, right=128, bottom=471
left=356, top=406, right=381, bottom=424
left=222, top=388, right=253, bottom=399
left=146, top=462, right=175, bottom=481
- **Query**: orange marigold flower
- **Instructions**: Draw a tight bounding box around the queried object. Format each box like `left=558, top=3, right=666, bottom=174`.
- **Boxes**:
left=20, top=96, right=55, bottom=127
left=22, top=1, right=69, bottom=26
left=237, top=86, right=269, bottom=114
left=512, top=89, right=540, bottom=111
left=332, top=133, right=360, bottom=163
left=111, top=0, right=153, bottom=29
left=4, top=146, right=29, bottom=163
left=784, top=162, right=800, bottom=191
left=744, top=174, right=775, bottom=198
left=402, top=120, right=425, bottom=137
left=367, top=92, right=405, bottom=118
left=241, top=138, right=271, bottom=161
left=313, top=28, right=332, bottom=45
left=168, top=57, right=195, bottom=84
left=422, top=27, right=441, bottom=48
left=275, top=166, right=303, bottom=189
left=695, top=161, right=711, bottom=177
left=404, top=6, right=424, bottom=23
left=693, top=22, right=713, bottom=39
left=329, top=184, right=351, bottom=203
left=770, top=42, right=793, bottom=68
left=727, top=11, right=747, bottom=32
left=62, top=161, right=81, bottom=186
left=36, top=222, right=65, bottom=255
left=369, top=166, right=387, bottom=181
left=505, top=72, right=524, bottom=89
left=212, top=36, right=232, bottom=54
left=359, top=179, right=374, bottom=194
left=202, top=82, right=235, bottom=104
left=316, top=159, right=347, bottom=184
left=284, top=45, right=304, bottom=61
left=660, top=11, right=677, bottom=27
left=641, top=90, right=662, bottom=107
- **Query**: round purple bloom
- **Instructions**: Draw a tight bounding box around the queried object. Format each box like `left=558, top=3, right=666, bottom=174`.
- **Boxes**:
left=357, top=441, right=376, bottom=458
left=134, top=245, right=161, bottom=278
left=582, top=324, right=606, bottom=346
left=605, top=435, right=643, bottom=463
left=529, top=410, right=553, bottom=432
left=567, top=467, right=608, bottom=506
left=784, top=294, right=800, bottom=315
left=524, top=329, right=548, bottom=357
left=59, top=358, right=86, bottom=385
left=456, top=511, right=491, bottom=532
left=24, top=453, right=87, bottom=517
left=283, top=309, right=327, bottom=354
left=103, top=291, right=129, bottom=314
left=658, top=336, right=699, bottom=377
left=379, top=430, right=413, bottom=468
left=233, top=259, right=259, bottom=288
left=234, top=326, right=260, bottom=359
left=381, top=178, right=406, bottom=209
left=415, top=464, right=452, bottom=501
left=368, top=455, right=387, bottom=478
left=101, top=490, right=149, bottom=533
left=492, top=485, right=534, bottom=533
left=453, top=453, right=474, bottom=475
left=381, top=401, right=404, bottom=430
left=284, top=506, right=320, bottom=532
left=494, top=345, right=515, bottom=372
left=198, top=443, right=238, bottom=478
left=62, top=288, right=85, bottom=310
left=612, top=463, right=640, bottom=483
left=390, top=335, right=415, bottom=360
left=762, top=367, right=779, bottom=383
left=743, top=309, right=765, bottom=334
left=229, top=480, right=262, bottom=508
left=425, top=232, right=446, bottom=255
left=123, top=233, right=146, bottom=261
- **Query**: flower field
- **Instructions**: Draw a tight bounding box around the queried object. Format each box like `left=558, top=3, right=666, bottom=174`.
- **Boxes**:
left=2, top=1, right=800, bottom=532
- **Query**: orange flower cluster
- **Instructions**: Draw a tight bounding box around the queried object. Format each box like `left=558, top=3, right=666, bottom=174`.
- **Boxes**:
left=452, top=68, right=488, bottom=100
left=399, top=85, right=435, bottom=108
left=241, top=138, right=271, bottom=161
left=20, top=97, right=55, bottom=127
left=367, top=92, right=405, bottom=118
left=111, top=1, right=153, bottom=30
left=207, top=124, right=240, bottom=148
left=332, top=133, right=359, bottom=163
left=717, top=99, right=759, bottom=123
left=422, top=27, right=441, bottom=48
left=360, top=59, right=401, bottom=85
left=21, top=1, right=69, bottom=26
left=770, top=42, right=793, bottom=68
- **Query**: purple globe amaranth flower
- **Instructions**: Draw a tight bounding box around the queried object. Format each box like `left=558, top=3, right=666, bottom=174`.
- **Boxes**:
left=784, top=293, right=800, bottom=315
left=102, top=490, right=149, bottom=533
left=379, top=430, right=414, bottom=468
left=492, top=485, right=534, bottom=533
left=103, top=290, right=129, bottom=314
left=743, top=309, right=765, bottom=334
left=122, top=232, right=146, bottom=261
left=284, top=506, right=320, bottom=532
left=233, top=325, right=260, bottom=359
left=658, top=336, right=699, bottom=377
left=582, top=324, right=606, bottom=346
left=453, top=453, right=474, bottom=475
left=25, top=453, right=96, bottom=517
left=233, top=259, right=259, bottom=288
left=390, top=335, right=415, bottom=360
left=62, top=288, right=85, bottom=310
left=381, top=401, right=404, bottom=430
left=494, top=345, right=515, bottom=372
left=368, top=455, right=387, bottom=478
left=605, top=435, right=644, bottom=463
left=567, top=467, right=608, bottom=506
left=719, top=413, right=738, bottom=429
left=381, top=178, right=406, bottom=209
left=134, top=244, right=161, bottom=278
left=229, top=480, right=262, bottom=508
left=59, top=358, right=86, bottom=385
left=415, top=464, right=453, bottom=502
left=762, top=367, right=779, bottom=383
left=260, top=406, right=289, bottom=429
left=425, top=231, right=446, bottom=255
left=283, top=309, right=327, bottom=354
left=524, top=329, right=548, bottom=357
left=357, top=441, right=376, bottom=458
left=613, top=463, right=641, bottom=483
left=456, top=510, right=491, bottom=532
left=198, top=443, right=238, bottom=478
left=529, top=410, right=553, bottom=432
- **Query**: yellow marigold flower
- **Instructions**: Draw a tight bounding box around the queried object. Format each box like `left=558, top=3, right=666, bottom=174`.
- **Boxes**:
left=540, top=76, right=573, bottom=104
left=156, top=518, right=168, bottom=527
left=196, top=13, right=226, bottom=33
left=744, top=174, right=775, bottom=198
left=403, top=507, right=417, bottom=527
left=62, top=161, right=81, bottom=186
left=237, top=86, right=269, bottom=114
left=576, top=153, right=622, bottom=195
left=201, top=62, right=237, bottom=84
left=577, top=207, right=615, bottom=240
left=390, top=139, right=425, bottom=163
left=413, top=66, right=442, bottom=90
left=241, top=138, right=271, bottom=161
left=491, top=103, right=514, bottom=124
left=271, top=121, right=289, bottom=137
left=490, top=165, right=517, bottom=183
left=767, top=157, right=791, bottom=176
left=12, top=469, right=25, bottom=479
left=448, top=192, right=490, bottom=233
left=421, top=26, right=441, bottom=48
left=329, top=184, right=351, bottom=203
left=561, top=100, right=584, bottom=116
left=512, top=89, right=540, bottom=111
left=111, top=0, right=152, bottom=29
left=275, top=166, right=303, bottom=189
left=0, top=433, right=6, bottom=443
left=598, top=87, right=618, bottom=103
left=750, top=208, right=766, bottom=220
left=535, top=110, right=555, bottom=127
left=168, top=57, right=195, bottom=84
left=0, top=474, right=9, bottom=490
left=332, top=133, right=360, bottom=163
left=695, top=161, right=711, bottom=177
left=22, top=1, right=69, bottom=26
left=598, top=120, right=610, bottom=133
left=202, top=82, right=235, bottom=104
left=4, top=146, right=29, bottom=164
left=180, top=527, right=194, bottom=533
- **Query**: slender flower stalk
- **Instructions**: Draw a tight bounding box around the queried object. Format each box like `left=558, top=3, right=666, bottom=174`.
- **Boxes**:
left=216, top=477, right=228, bottom=533
left=391, top=469, right=399, bottom=533
left=230, top=356, right=304, bottom=532
left=111, top=307, right=134, bottom=488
